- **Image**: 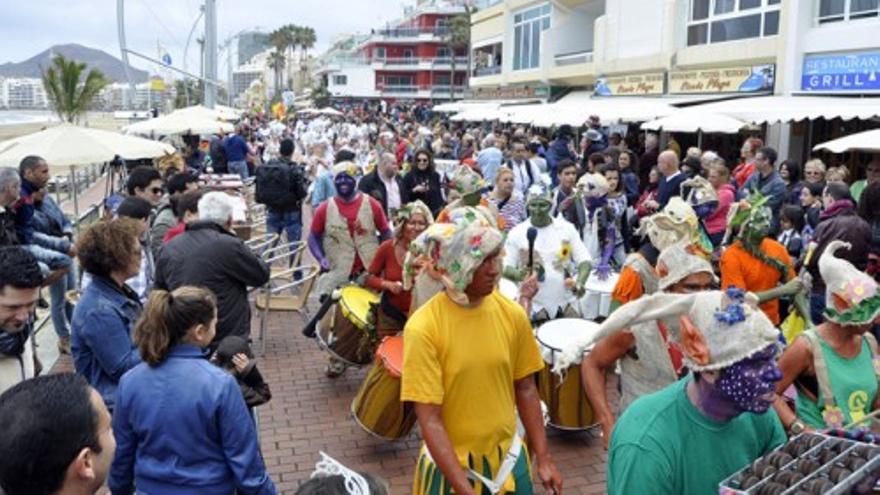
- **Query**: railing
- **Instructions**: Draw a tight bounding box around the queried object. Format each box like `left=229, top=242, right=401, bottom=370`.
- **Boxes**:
left=554, top=50, right=594, bottom=67
left=430, top=85, right=468, bottom=94
left=379, top=85, right=420, bottom=94
left=371, top=56, right=469, bottom=67
left=373, top=26, right=450, bottom=38
left=432, top=57, right=469, bottom=66
left=473, top=66, right=502, bottom=77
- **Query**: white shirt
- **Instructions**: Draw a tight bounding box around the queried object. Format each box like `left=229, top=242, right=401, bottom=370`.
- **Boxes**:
left=379, top=173, right=402, bottom=212
left=504, top=217, right=592, bottom=317
left=508, top=159, right=541, bottom=197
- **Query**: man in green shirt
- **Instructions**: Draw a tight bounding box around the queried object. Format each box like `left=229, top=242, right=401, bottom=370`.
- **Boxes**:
left=604, top=287, right=787, bottom=495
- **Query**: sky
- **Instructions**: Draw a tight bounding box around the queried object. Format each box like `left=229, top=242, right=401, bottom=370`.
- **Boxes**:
left=0, top=0, right=407, bottom=75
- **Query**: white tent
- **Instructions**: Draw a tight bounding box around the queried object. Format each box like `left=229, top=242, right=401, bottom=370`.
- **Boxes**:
left=173, top=105, right=240, bottom=121
left=813, top=128, right=880, bottom=153
left=434, top=101, right=499, bottom=114
left=693, top=96, right=880, bottom=124
left=450, top=107, right=509, bottom=122
left=641, top=110, right=747, bottom=134
left=0, top=124, right=174, bottom=170
left=318, top=107, right=344, bottom=117
left=123, top=111, right=234, bottom=136
left=530, top=92, right=684, bottom=127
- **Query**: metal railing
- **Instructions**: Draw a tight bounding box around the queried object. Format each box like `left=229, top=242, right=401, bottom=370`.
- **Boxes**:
left=371, top=56, right=469, bottom=66
left=379, top=85, right=420, bottom=94
left=373, top=26, right=450, bottom=38
left=473, top=66, right=502, bottom=77
left=554, top=50, right=594, bottom=67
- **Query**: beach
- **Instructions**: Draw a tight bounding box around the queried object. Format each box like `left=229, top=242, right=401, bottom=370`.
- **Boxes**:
left=0, top=110, right=123, bottom=140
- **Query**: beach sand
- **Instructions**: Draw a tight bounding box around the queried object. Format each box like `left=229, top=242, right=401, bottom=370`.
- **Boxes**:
left=0, top=112, right=124, bottom=140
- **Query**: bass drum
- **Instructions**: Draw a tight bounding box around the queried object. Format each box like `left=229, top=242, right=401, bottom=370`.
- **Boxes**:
left=316, top=285, right=379, bottom=366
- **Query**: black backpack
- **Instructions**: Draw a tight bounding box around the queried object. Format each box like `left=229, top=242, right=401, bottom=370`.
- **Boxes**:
left=255, top=159, right=307, bottom=210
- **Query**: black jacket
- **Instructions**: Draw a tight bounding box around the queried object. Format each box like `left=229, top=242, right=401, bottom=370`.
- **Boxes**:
left=358, top=170, right=408, bottom=215
left=154, top=221, right=270, bottom=342
left=0, top=207, right=18, bottom=247
left=402, top=169, right=444, bottom=216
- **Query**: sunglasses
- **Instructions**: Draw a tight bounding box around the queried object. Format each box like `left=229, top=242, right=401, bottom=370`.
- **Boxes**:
left=416, top=158, right=429, bottom=163
left=150, top=187, right=164, bottom=194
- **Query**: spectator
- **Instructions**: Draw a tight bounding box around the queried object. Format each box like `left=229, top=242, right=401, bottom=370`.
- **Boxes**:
left=705, top=162, right=736, bottom=247
left=211, top=336, right=272, bottom=408
left=777, top=205, right=805, bottom=259
left=739, top=146, right=787, bottom=231
left=638, top=133, right=660, bottom=186
left=31, top=186, right=77, bottom=354
left=71, top=219, right=144, bottom=412
left=0, top=374, right=115, bottom=495
left=150, top=172, right=198, bottom=260
left=163, top=190, right=204, bottom=244
left=653, top=150, right=685, bottom=209
left=224, top=125, right=251, bottom=179
left=110, top=287, right=276, bottom=494
left=506, top=138, right=543, bottom=197
left=552, top=159, right=580, bottom=220
left=803, top=158, right=827, bottom=185
left=851, top=155, right=880, bottom=202
left=114, top=197, right=155, bottom=303
left=0, top=247, right=43, bottom=394
left=125, top=166, right=163, bottom=207
left=826, top=165, right=850, bottom=184
left=617, top=150, right=640, bottom=206
left=805, top=182, right=873, bottom=324
left=476, top=134, right=504, bottom=185
left=859, top=181, right=880, bottom=257
left=800, top=181, right=824, bottom=236
left=489, top=168, right=527, bottom=232
left=779, top=160, right=804, bottom=205
left=155, top=192, right=270, bottom=345
left=264, top=138, right=308, bottom=256
left=732, top=137, right=762, bottom=188
left=0, top=168, right=20, bottom=247
left=401, top=149, right=444, bottom=216
left=358, top=151, right=406, bottom=216
left=208, top=134, right=229, bottom=174
left=529, top=141, right=548, bottom=174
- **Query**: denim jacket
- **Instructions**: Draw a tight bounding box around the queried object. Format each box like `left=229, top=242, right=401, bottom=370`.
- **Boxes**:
left=70, top=275, right=142, bottom=411
left=109, top=345, right=276, bottom=495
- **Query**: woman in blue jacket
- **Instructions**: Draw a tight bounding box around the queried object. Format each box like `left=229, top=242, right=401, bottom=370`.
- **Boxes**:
left=109, top=286, right=276, bottom=495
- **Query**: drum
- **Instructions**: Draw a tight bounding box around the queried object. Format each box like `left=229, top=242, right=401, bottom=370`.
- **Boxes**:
left=498, top=278, right=518, bottom=302
left=579, top=270, right=620, bottom=320
left=351, top=336, right=416, bottom=440
left=535, top=318, right=600, bottom=430
left=317, top=285, right=380, bottom=366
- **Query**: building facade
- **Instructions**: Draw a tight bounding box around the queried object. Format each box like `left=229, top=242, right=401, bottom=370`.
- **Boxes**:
left=314, top=0, right=471, bottom=102
left=1, top=78, right=48, bottom=109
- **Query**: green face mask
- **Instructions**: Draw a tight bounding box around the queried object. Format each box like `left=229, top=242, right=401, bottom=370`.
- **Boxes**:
left=742, top=208, right=771, bottom=246
left=527, top=200, right=552, bottom=227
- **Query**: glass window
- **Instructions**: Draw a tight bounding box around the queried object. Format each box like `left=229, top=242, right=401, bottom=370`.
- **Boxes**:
left=512, top=3, right=551, bottom=70
left=851, top=0, right=879, bottom=18
left=687, top=0, right=780, bottom=46
left=819, top=0, right=878, bottom=23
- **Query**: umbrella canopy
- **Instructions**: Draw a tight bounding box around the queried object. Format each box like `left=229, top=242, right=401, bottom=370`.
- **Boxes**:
left=0, top=124, right=174, bottom=171
left=641, top=110, right=747, bottom=134
left=318, top=107, right=343, bottom=117
left=813, top=129, right=880, bottom=153
left=173, top=105, right=240, bottom=121
left=124, top=110, right=234, bottom=136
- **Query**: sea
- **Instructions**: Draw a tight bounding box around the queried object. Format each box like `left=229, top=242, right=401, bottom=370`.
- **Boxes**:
left=0, top=110, right=58, bottom=127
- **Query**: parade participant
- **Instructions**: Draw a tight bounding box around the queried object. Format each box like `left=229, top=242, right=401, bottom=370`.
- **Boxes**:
left=680, top=174, right=719, bottom=254
left=503, top=184, right=591, bottom=322
left=605, top=288, right=786, bottom=494
left=0, top=374, right=115, bottom=495
left=364, top=201, right=433, bottom=336
left=611, top=197, right=703, bottom=310
left=402, top=149, right=444, bottom=216
left=571, top=244, right=716, bottom=447
left=0, top=247, right=43, bottom=394
left=489, top=168, right=526, bottom=233
left=110, top=287, right=276, bottom=495
left=71, top=219, right=143, bottom=412
left=402, top=209, right=562, bottom=495
left=437, top=165, right=501, bottom=227
left=720, top=193, right=804, bottom=326
left=576, top=172, right=623, bottom=277
left=308, top=161, right=391, bottom=377
left=773, top=241, right=880, bottom=433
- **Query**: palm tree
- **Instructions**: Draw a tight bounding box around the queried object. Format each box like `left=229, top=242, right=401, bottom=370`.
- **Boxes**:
left=41, top=54, right=109, bottom=123
left=297, top=26, right=317, bottom=90
left=284, top=24, right=302, bottom=90
left=269, top=26, right=294, bottom=91
left=445, top=14, right=471, bottom=101
left=267, top=50, right=286, bottom=98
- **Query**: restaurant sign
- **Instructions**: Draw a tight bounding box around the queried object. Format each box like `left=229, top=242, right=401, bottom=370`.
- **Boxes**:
left=802, top=50, right=880, bottom=92
left=594, top=72, right=665, bottom=96
left=468, top=85, right=550, bottom=100
left=668, top=64, right=775, bottom=94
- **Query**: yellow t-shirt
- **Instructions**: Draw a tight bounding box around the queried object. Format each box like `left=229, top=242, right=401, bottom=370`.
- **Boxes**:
left=401, top=289, right=544, bottom=468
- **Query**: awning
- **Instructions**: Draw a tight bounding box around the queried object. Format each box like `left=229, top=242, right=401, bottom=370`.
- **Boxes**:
left=693, top=95, right=880, bottom=124
left=813, top=128, right=880, bottom=153
left=641, top=110, right=747, bottom=134
left=434, top=101, right=498, bottom=114
left=521, top=91, right=687, bottom=127
left=449, top=106, right=508, bottom=122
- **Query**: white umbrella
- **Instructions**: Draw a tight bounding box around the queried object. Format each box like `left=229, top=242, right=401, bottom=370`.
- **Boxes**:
left=318, top=107, right=343, bottom=117
left=0, top=124, right=174, bottom=170
left=124, top=111, right=234, bottom=136
left=813, top=129, right=880, bottom=153
left=174, top=105, right=240, bottom=121
left=641, top=110, right=747, bottom=134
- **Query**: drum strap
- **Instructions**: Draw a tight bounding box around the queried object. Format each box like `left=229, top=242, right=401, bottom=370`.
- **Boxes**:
left=423, top=434, right=523, bottom=495
left=657, top=321, right=687, bottom=379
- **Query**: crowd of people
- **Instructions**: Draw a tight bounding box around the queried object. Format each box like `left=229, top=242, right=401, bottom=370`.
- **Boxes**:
left=0, top=100, right=878, bottom=494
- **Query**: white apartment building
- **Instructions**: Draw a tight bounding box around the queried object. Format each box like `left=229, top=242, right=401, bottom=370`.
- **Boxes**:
left=1, top=78, right=48, bottom=109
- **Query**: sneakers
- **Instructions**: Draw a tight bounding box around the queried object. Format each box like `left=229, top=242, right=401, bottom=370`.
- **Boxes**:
left=57, top=336, right=71, bottom=355
left=324, top=359, right=347, bottom=379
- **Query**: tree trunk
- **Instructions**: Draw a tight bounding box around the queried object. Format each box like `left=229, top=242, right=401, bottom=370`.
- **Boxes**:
left=449, top=43, right=455, bottom=101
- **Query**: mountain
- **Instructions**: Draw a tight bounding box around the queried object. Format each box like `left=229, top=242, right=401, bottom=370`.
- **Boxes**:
left=0, top=44, right=149, bottom=83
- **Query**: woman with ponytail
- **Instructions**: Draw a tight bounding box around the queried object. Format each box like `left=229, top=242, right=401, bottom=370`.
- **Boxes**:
left=109, top=286, right=276, bottom=495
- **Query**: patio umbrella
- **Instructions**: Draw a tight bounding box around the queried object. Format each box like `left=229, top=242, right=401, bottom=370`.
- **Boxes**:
left=318, top=107, right=344, bottom=117
left=124, top=110, right=234, bottom=136
left=641, top=110, right=747, bottom=134
left=813, top=128, right=880, bottom=153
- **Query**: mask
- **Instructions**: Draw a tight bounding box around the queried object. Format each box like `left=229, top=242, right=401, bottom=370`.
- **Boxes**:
left=334, top=174, right=356, bottom=199
left=527, top=200, right=552, bottom=226
left=715, top=345, right=781, bottom=414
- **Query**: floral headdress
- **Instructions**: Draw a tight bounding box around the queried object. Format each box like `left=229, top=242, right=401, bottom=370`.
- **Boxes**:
left=820, top=240, right=880, bottom=325
left=393, top=200, right=434, bottom=231
left=447, top=165, right=486, bottom=197
left=402, top=207, right=504, bottom=305
left=525, top=183, right=553, bottom=205
left=332, top=160, right=359, bottom=179
left=576, top=172, right=609, bottom=199
left=637, top=198, right=704, bottom=253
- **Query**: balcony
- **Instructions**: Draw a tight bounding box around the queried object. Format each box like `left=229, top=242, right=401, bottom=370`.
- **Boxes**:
left=370, top=26, right=450, bottom=42
left=473, top=65, right=502, bottom=77
left=371, top=56, right=469, bottom=71
left=376, top=83, right=467, bottom=99
left=554, top=50, right=593, bottom=67
left=430, top=85, right=468, bottom=96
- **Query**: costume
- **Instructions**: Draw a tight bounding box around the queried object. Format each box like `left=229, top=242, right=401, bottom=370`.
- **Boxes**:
left=577, top=173, right=623, bottom=276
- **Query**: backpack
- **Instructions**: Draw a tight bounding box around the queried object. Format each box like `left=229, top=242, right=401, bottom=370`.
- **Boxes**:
left=255, top=159, right=307, bottom=210
left=506, top=159, right=534, bottom=188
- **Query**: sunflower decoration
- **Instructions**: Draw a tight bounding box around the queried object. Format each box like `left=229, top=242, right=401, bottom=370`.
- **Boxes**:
left=553, top=240, right=574, bottom=272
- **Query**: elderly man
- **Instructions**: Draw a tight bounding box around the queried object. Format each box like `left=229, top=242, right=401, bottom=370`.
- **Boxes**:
left=357, top=151, right=407, bottom=217
left=646, top=150, right=685, bottom=210
left=154, top=192, right=270, bottom=345
left=476, top=134, right=504, bottom=186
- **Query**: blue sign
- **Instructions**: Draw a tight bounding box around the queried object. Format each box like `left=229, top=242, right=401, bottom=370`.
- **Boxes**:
left=802, top=51, right=880, bottom=92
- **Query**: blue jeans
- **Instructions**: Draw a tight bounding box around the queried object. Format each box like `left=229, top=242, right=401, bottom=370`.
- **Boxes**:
left=229, top=160, right=249, bottom=179
left=810, top=290, right=826, bottom=326
left=267, top=209, right=302, bottom=276
left=49, top=266, right=77, bottom=338
left=25, top=244, right=72, bottom=272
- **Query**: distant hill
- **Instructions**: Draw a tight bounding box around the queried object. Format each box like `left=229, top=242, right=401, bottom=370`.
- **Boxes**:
left=0, top=44, right=149, bottom=83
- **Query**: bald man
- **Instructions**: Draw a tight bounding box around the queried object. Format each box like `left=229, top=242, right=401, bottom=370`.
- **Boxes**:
left=652, top=150, right=685, bottom=209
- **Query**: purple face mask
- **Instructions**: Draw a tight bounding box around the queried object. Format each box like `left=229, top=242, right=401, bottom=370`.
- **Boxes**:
left=334, top=174, right=356, bottom=199
left=715, top=345, right=782, bottom=414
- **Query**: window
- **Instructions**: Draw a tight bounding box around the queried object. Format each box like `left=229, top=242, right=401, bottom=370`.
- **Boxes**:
left=375, top=47, right=386, bottom=60
left=385, top=75, right=414, bottom=87
left=402, top=48, right=414, bottom=59
left=513, top=3, right=551, bottom=71
left=818, top=0, right=879, bottom=23
left=332, top=75, right=347, bottom=86
left=436, top=47, right=450, bottom=58
left=472, top=42, right=503, bottom=76
left=687, top=0, right=781, bottom=46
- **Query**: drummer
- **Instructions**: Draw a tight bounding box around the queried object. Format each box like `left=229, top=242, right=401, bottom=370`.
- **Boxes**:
left=503, top=184, right=591, bottom=323
left=401, top=207, right=562, bottom=495
left=308, top=161, right=392, bottom=378
left=561, top=244, right=716, bottom=447
left=363, top=201, right=433, bottom=337
left=611, top=198, right=706, bottom=310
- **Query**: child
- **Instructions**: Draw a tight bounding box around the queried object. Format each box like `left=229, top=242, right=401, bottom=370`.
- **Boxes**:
left=777, top=204, right=804, bottom=260
left=211, top=336, right=272, bottom=408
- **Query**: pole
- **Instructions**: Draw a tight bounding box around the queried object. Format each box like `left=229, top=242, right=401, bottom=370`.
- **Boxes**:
left=70, top=165, right=79, bottom=220
left=204, top=0, right=218, bottom=108
left=116, top=0, right=136, bottom=109
left=183, top=4, right=205, bottom=107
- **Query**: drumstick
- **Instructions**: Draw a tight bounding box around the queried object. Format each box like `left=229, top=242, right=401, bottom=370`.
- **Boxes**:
left=302, top=289, right=340, bottom=338
left=527, top=226, right=538, bottom=274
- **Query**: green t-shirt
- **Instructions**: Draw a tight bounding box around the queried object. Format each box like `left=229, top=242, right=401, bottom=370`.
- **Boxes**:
left=608, top=377, right=787, bottom=495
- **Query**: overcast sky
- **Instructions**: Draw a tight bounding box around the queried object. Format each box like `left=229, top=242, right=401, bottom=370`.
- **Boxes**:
left=0, top=0, right=407, bottom=74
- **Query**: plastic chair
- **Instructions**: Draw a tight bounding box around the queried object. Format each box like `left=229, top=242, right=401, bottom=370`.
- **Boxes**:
left=253, top=264, right=320, bottom=355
